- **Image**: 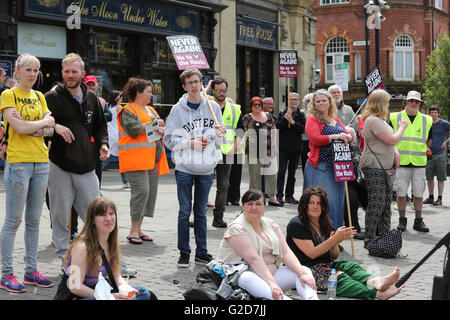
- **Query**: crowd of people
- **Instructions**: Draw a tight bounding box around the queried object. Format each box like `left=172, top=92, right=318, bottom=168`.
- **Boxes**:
left=0, top=52, right=448, bottom=300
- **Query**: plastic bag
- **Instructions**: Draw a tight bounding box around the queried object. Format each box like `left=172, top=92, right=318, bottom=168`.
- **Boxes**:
left=94, top=272, right=115, bottom=300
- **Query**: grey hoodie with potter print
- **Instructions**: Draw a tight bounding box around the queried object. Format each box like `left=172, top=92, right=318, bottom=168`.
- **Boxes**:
left=164, top=93, right=223, bottom=175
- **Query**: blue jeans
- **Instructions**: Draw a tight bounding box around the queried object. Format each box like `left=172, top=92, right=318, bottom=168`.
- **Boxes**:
left=303, top=161, right=345, bottom=229
left=175, top=170, right=214, bottom=256
left=80, top=286, right=151, bottom=300
left=1, top=162, right=49, bottom=276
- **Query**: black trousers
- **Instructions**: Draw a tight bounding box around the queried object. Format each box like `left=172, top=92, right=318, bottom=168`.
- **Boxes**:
left=277, top=150, right=301, bottom=200
left=344, top=181, right=362, bottom=233
left=300, top=140, right=310, bottom=174
left=227, top=154, right=243, bottom=203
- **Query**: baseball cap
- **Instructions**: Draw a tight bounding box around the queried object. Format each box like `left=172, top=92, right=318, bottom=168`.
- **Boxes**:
left=84, top=75, right=98, bottom=84
left=405, top=90, right=422, bottom=102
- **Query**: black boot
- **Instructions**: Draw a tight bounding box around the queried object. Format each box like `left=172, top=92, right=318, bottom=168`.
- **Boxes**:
left=397, top=217, right=407, bottom=231
left=212, top=217, right=227, bottom=228
left=413, top=218, right=429, bottom=232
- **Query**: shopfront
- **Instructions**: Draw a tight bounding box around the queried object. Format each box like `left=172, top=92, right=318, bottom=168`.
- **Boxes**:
left=235, top=3, right=279, bottom=112
left=8, top=0, right=225, bottom=115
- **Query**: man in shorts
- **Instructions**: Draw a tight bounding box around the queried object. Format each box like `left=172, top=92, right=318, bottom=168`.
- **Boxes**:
left=390, top=91, right=432, bottom=232
left=423, top=105, right=450, bottom=206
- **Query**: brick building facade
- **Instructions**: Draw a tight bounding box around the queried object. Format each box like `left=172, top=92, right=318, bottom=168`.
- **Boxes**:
left=312, top=0, right=449, bottom=111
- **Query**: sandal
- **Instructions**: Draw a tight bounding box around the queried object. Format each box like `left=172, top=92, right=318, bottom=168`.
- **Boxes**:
left=139, top=235, right=153, bottom=242
left=127, top=236, right=143, bottom=245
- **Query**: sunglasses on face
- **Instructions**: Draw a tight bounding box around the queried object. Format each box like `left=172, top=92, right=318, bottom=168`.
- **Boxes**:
left=252, top=103, right=262, bottom=107
left=214, top=88, right=227, bottom=94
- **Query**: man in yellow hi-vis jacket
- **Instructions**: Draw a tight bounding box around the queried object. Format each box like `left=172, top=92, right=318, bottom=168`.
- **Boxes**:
left=390, top=91, right=432, bottom=232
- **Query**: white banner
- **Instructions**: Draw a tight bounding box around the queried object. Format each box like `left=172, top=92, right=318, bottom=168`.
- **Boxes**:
left=18, top=22, right=67, bottom=59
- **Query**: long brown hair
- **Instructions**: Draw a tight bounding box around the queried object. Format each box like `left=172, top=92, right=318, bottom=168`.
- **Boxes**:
left=297, top=186, right=333, bottom=240
left=64, top=197, right=121, bottom=275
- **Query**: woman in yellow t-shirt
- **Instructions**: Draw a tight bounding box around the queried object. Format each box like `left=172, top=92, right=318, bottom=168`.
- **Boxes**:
left=0, top=53, right=56, bottom=293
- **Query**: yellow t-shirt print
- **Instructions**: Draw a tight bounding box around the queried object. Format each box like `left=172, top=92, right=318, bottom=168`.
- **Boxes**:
left=0, top=87, right=50, bottom=163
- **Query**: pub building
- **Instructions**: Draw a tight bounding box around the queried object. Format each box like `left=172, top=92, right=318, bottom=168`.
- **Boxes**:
left=235, top=2, right=279, bottom=113
left=0, top=0, right=226, bottom=118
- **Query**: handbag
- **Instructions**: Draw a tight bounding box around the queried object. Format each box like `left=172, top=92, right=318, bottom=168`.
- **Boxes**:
left=367, top=229, right=402, bottom=258
left=311, top=263, right=333, bottom=292
left=351, top=145, right=368, bottom=208
left=0, top=122, right=9, bottom=160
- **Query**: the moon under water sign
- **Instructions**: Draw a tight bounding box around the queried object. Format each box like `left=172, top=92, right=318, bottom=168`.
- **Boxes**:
left=166, top=35, right=210, bottom=70
left=333, top=140, right=355, bottom=182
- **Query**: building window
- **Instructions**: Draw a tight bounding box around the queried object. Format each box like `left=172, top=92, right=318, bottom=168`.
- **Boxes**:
left=320, top=0, right=349, bottom=5
left=325, top=36, right=350, bottom=83
left=394, top=35, right=414, bottom=81
left=355, top=53, right=362, bottom=82
left=435, top=0, right=442, bottom=10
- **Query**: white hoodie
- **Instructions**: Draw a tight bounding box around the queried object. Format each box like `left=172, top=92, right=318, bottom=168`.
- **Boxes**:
left=164, top=93, right=223, bottom=175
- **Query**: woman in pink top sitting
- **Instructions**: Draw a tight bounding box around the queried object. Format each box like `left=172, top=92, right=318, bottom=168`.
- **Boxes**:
left=217, top=189, right=318, bottom=300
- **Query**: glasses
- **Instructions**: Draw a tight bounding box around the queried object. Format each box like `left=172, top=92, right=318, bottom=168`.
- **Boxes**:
left=214, top=88, right=227, bottom=93
left=305, top=100, right=311, bottom=103
left=185, top=80, right=200, bottom=87
left=252, top=103, right=262, bottom=107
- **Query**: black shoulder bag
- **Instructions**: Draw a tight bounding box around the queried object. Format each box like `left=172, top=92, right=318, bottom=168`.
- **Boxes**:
left=98, top=244, right=119, bottom=293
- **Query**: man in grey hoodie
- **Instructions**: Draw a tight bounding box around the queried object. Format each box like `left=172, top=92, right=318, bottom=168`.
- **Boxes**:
left=164, top=68, right=224, bottom=268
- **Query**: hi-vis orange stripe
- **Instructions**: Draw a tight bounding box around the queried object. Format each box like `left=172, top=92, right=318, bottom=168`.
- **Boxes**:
left=117, top=103, right=169, bottom=175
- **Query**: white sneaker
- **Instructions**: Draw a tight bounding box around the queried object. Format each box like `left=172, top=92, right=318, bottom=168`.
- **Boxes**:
left=120, top=261, right=137, bottom=277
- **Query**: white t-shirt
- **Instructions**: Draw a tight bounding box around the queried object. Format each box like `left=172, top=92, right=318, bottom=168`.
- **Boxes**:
left=107, top=105, right=119, bottom=156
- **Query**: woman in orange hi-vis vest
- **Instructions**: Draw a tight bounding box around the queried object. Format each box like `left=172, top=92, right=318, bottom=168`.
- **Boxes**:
left=118, top=78, right=169, bottom=245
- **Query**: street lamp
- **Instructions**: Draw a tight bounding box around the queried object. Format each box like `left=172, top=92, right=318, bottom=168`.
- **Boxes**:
left=364, top=0, right=390, bottom=69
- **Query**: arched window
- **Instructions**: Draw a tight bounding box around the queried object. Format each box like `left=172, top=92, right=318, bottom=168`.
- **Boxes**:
left=394, top=35, right=414, bottom=81
left=325, top=36, right=350, bottom=83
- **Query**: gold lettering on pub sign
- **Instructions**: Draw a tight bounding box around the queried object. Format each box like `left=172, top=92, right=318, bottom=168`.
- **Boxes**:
left=91, top=1, right=119, bottom=20
left=147, top=9, right=169, bottom=28
left=121, top=4, right=145, bottom=24
left=239, top=23, right=273, bottom=41
left=69, top=0, right=169, bottom=28
left=22, top=33, right=57, bottom=47
left=96, top=40, right=126, bottom=56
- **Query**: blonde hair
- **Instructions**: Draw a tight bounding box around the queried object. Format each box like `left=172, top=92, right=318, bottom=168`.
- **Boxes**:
left=308, top=89, right=337, bottom=123
left=361, top=89, right=390, bottom=121
left=62, top=52, right=85, bottom=71
left=15, top=53, right=40, bottom=70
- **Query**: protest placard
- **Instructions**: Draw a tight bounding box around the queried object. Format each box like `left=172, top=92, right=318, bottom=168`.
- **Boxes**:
left=364, top=67, right=385, bottom=95
left=333, top=140, right=355, bottom=182
left=279, top=50, right=298, bottom=78
left=166, top=35, right=210, bottom=70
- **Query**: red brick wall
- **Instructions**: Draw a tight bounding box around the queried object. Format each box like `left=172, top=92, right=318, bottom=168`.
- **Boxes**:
left=312, top=0, right=449, bottom=83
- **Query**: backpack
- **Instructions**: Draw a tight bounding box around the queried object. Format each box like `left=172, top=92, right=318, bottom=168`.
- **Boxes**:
left=0, top=122, right=9, bottom=160
left=367, top=229, right=403, bottom=258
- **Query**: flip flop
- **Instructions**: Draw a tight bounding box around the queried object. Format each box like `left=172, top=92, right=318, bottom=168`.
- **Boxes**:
left=139, top=235, right=153, bottom=242
left=127, top=236, right=142, bottom=245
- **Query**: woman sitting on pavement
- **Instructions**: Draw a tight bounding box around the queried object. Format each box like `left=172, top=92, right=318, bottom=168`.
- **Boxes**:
left=61, top=196, right=154, bottom=300
left=217, top=189, right=319, bottom=300
left=286, top=186, right=405, bottom=300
